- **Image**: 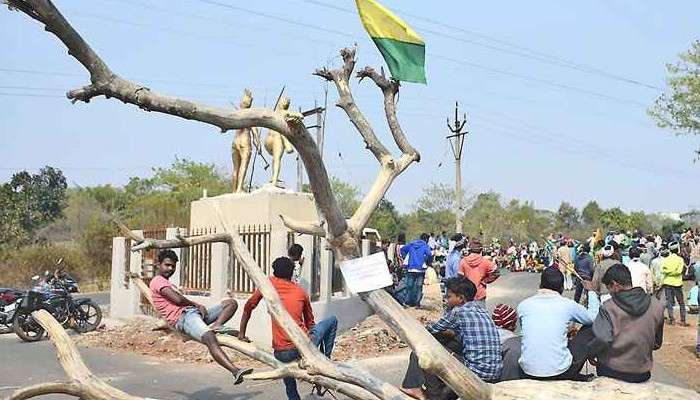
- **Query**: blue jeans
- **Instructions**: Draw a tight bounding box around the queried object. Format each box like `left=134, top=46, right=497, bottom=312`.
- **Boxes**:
left=404, top=271, right=425, bottom=307
left=273, top=316, right=338, bottom=400
left=174, top=304, right=223, bottom=341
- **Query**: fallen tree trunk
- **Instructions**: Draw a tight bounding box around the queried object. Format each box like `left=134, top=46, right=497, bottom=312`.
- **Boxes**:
left=7, top=309, right=142, bottom=400
left=128, top=272, right=379, bottom=400
left=5, top=1, right=700, bottom=399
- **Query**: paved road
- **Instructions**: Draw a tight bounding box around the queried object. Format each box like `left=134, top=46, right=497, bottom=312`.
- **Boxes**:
left=0, top=270, right=689, bottom=399
left=75, top=291, right=109, bottom=306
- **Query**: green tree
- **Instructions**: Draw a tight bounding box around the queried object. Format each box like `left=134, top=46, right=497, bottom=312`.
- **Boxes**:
left=581, top=201, right=603, bottom=227
left=555, top=202, right=581, bottom=232
left=600, top=207, right=630, bottom=231
left=125, top=158, right=229, bottom=227
left=330, top=176, right=360, bottom=217
left=649, top=41, right=700, bottom=148
left=367, top=199, right=405, bottom=240
left=414, top=183, right=457, bottom=214
left=0, top=166, right=67, bottom=248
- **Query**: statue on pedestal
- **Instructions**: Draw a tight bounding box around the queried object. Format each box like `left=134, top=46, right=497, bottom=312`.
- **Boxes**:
left=231, top=89, right=260, bottom=192
left=264, top=96, right=295, bottom=187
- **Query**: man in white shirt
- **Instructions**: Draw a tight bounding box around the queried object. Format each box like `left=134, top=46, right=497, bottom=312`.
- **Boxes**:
left=625, top=246, right=653, bottom=293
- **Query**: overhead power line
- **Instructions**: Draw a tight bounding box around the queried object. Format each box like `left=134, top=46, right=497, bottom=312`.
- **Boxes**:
left=62, top=0, right=649, bottom=109
left=302, top=0, right=661, bottom=91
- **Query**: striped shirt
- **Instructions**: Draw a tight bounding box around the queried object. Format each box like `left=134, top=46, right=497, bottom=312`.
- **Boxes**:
left=427, top=301, right=503, bottom=381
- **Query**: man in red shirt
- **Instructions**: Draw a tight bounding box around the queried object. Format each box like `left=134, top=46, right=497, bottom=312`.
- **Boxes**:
left=149, top=249, right=252, bottom=384
left=458, top=239, right=499, bottom=305
left=238, top=256, right=338, bottom=400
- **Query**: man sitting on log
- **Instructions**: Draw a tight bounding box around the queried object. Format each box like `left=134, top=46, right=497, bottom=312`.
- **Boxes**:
left=400, top=276, right=502, bottom=400
left=149, top=249, right=252, bottom=384
left=587, top=264, right=664, bottom=383
left=238, top=256, right=338, bottom=400
left=517, top=267, right=599, bottom=381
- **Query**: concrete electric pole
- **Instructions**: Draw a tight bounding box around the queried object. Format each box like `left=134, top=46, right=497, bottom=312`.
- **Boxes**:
left=447, top=102, right=469, bottom=234
left=297, top=103, right=326, bottom=192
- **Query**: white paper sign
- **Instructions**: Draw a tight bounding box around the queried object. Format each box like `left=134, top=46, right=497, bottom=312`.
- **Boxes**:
left=339, top=252, right=393, bottom=294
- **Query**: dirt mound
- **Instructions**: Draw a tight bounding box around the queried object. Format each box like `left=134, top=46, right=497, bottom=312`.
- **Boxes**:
left=75, top=283, right=445, bottom=365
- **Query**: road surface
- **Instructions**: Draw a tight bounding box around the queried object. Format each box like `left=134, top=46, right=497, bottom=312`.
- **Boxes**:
left=0, top=270, right=689, bottom=399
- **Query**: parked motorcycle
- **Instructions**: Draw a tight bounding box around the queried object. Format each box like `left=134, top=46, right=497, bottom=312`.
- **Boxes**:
left=0, top=288, right=23, bottom=334
left=13, top=261, right=102, bottom=342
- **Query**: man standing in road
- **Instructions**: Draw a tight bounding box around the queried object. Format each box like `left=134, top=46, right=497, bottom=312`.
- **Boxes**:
left=149, top=249, right=252, bottom=384
left=458, top=239, right=499, bottom=306
left=624, top=246, right=653, bottom=293
left=400, top=233, right=434, bottom=308
left=661, top=242, right=689, bottom=326
left=573, top=243, right=595, bottom=304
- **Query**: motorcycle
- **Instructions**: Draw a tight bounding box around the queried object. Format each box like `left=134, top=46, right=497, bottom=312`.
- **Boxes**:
left=13, top=261, right=102, bottom=342
left=0, top=288, right=23, bottom=334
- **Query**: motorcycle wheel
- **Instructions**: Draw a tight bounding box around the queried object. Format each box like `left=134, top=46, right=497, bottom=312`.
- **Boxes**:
left=13, top=310, right=46, bottom=342
left=73, top=301, right=102, bottom=333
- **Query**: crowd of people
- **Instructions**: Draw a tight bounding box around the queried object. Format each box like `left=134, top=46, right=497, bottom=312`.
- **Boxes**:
left=143, top=226, right=698, bottom=400
left=387, top=229, right=699, bottom=399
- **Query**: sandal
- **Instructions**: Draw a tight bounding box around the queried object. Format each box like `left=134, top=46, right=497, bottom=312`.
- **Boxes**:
left=233, top=367, right=253, bottom=385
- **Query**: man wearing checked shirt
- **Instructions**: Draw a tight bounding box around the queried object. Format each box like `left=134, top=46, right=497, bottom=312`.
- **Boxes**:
left=400, top=276, right=502, bottom=400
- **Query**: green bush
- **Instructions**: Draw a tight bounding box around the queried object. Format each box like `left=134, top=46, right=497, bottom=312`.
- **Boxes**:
left=0, top=244, right=107, bottom=289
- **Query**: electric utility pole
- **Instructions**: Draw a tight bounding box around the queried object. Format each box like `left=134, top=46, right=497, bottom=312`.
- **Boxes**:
left=297, top=102, right=326, bottom=192
left=447, top=102, right=468, bottom=234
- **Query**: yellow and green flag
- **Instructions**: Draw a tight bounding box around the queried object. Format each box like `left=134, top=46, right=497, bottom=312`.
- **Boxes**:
left=355, top=0, right=426, bottom=84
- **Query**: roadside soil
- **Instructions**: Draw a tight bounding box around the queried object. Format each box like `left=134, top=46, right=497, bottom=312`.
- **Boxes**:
left=74, top=280, right=699, bottom=391
left=655, top=314, right=699, bottom=392
left=74, top=283, right=445, bottom=366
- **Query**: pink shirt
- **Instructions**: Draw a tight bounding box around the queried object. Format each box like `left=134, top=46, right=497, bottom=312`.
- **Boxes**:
left=149, top=275, right=184, bottom=325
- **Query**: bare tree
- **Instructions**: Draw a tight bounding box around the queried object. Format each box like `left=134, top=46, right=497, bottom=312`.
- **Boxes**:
left=4, top=2, right=700, bottom=400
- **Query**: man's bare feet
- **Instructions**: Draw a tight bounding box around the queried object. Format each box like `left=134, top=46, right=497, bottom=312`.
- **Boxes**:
left=400, top=387, right=428, bottom=400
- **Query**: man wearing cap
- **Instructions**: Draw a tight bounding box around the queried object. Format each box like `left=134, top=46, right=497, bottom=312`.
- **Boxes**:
left=458, top=239, right=499, bottom=305
left=492, top=304, right=522, bottom=381
left=661, top=242, right=689, bottom=326
left=591, top=244, right=618, bottom=302
left=625, top=246, right=653, bottom=293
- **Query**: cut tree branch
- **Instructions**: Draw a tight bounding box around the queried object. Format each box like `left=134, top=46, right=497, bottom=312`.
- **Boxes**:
left=356, top=67, right=420, bottom=162
left=278, top=214, right=326, bottom=236
left=7, top=0, right=347, bottom=239
left=8, top=309, right=143, bottom=400
left=127, top=274, right=379, bottom=400
left=314, top=47, right=392, bottom=165
left=125, top=215, right=406, bottom=400
left=8, top=382, right=84, bottom=400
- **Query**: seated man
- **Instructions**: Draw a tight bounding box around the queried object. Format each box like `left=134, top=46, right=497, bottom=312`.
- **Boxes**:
left=491, top=304, right=521, bottom=382
left=517, top=267, right=599, bottom=381
left=588, top=264, right=664, bottom=383
left=149, top=249, right=252, bottom=384
left=238, top=256, right=338, bottom=400
left=400, top=276, right=502, bottom=400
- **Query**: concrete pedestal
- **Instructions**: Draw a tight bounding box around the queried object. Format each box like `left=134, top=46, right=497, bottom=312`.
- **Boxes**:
left=189, top=185, right=320, bottom=294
